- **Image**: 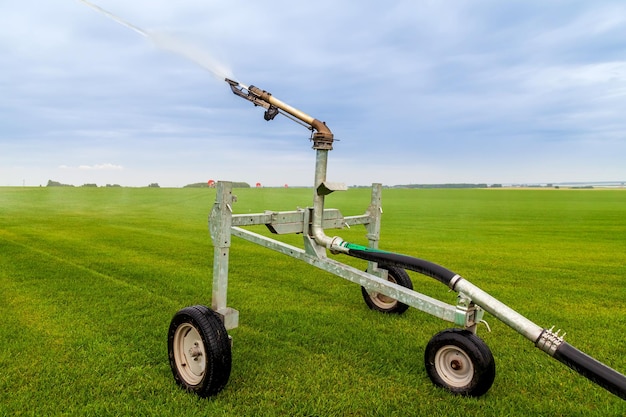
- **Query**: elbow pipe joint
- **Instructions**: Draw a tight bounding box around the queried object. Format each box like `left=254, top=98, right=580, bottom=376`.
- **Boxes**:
left=310, top=122, right=333, bottom=150
left=312, top=233, right=347, bottom=254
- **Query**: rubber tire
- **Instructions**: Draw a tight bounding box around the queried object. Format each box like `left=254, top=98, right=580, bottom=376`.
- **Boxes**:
left=361, top=265, right=413, bottom=314
left=168, top=305, right=231, bottom=397
left=424, top=328, right=496, bottom=397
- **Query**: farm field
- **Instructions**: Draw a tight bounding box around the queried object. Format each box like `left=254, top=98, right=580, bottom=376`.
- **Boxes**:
left=1, top=185, right=625, bottom=416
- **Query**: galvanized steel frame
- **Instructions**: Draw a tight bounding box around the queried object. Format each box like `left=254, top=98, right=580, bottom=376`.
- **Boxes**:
left=209, top=181, right=483, bottom=332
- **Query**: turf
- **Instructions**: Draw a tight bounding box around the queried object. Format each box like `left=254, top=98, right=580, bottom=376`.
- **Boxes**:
left=1, top=186, right=625, bottom=416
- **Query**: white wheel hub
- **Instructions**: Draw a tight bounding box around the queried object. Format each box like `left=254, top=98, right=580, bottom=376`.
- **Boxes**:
left=434, top=344, right=474, bottom=387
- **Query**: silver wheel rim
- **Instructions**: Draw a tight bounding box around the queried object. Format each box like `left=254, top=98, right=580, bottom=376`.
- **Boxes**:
left=173, top=323, right=206, bottom=385
left=369, top=276, right=398, bottom=309
left=434, top=345, right=474, bottom=387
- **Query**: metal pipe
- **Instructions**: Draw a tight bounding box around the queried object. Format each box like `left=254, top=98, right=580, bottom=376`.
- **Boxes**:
left=451, top=277, right=544, bottom=342
left=311, top=149, right=330, bottom=247
left=247, top=86, right=332, bottom=135
left=310, top=148, right=346, bottom=250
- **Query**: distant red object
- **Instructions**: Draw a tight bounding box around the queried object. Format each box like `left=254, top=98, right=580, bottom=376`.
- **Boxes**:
left=256, top=182, right=262, bottom=188
left=284, top=184, right=288, bottom=188
left=207, top=179, right=215, bottom=187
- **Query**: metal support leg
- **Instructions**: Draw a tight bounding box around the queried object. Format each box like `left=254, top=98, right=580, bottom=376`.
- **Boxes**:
left=209, top=181, right=239, bottom=330
left=365, top=183, right=383, bottom=276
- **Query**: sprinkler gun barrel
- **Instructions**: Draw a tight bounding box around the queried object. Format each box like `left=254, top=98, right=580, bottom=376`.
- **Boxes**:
left=225, top=78, right=333, bottom=149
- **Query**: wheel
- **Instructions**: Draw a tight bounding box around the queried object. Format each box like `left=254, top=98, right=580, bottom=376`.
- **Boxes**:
left=361, top=265, right=413, bottom=314
left=424, top=328, right=495, bottom=397
left=168, top=305, right=232, bottom=397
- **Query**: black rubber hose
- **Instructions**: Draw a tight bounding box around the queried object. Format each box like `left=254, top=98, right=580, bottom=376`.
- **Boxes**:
left=553, top=341, right=626, bottom=400
left=350, top=246, right=626, bottom=400
left=347, top=248, right=458, bottom=286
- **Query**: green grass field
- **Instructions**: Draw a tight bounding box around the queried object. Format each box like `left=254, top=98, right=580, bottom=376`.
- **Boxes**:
left=1, top=186, right=625, bottom=416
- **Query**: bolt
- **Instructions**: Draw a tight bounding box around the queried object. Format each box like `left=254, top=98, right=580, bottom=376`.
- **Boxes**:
left=188, top=343, right=203, bottom=360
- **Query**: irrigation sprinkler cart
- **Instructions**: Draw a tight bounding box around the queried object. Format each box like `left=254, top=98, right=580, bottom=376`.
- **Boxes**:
left=210, top=179, right=493, bottom=387
left=166, top=79, right=626, bottom=400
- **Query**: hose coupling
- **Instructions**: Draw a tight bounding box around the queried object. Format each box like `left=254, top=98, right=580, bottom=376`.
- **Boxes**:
left=536, top=326, right=566, bottom=356
left=328, top=236, right=349, bottom=254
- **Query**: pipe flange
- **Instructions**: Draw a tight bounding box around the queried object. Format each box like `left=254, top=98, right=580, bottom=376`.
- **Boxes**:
left=311, top=132, right=333, bottom=150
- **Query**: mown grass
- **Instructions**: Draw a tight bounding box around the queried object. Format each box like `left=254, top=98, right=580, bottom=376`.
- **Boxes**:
left=0, top=186, right=625, bottom=416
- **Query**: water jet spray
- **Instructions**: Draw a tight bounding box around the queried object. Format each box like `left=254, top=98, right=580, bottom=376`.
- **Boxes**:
left=79, top=0, right=234, bottom=81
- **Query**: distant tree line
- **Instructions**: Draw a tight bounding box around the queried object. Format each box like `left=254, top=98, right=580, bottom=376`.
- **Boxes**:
left=392, top=183, right=497, bottom=189
left=183, top=182, right=251, bottom=188
left=46, top=180, right=251, bottom=188
left=46, top=180, right=74, bottom=187
left=183, top=182, right=210, bottom=188
left=46, top=180, right=122, bottom=188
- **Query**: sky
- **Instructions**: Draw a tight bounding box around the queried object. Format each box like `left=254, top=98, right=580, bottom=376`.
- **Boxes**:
left=2, top=0, right=626, bottom=187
